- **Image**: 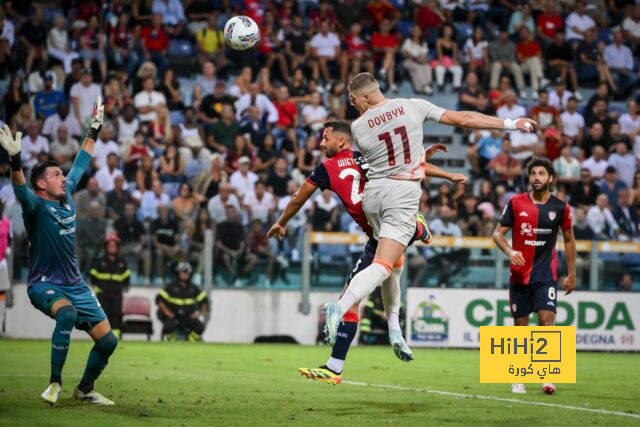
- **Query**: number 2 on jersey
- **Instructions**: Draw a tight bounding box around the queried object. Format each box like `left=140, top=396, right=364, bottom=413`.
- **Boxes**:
left=378, top=126, right=410, bottom=166
left=339, top=168, right=362, bottom=204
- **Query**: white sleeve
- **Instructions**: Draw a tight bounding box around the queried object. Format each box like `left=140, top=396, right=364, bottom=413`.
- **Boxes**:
left=409, top=98, right=445, bottom=122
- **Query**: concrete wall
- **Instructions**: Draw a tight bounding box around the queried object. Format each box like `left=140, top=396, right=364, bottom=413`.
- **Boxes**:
left=5, top=284, right=340, bottom=344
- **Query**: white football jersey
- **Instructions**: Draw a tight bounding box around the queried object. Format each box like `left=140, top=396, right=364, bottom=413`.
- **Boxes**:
left=351, top=98, right=445, bottom=180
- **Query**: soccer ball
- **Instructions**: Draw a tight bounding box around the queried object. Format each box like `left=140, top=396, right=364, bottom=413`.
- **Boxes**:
left=224, top=16, right=260, bottom=51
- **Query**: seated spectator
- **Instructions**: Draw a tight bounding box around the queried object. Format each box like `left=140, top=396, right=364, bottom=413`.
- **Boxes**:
left=192, top=154, right=228, bottom=203
left=216, top=205, right=257, bottom=286
left=293, top=136, right=319, bottom=183
left=582, top=145, right=609, bottom=180
left=536, top=0, right=564, bottom=46
left=530, top=90, right=561, bottom=130
left=117, top=104, right=140, bottom=144
left=150, top=203, right=181, bottom=284
left=140, top=13, right=170, bottom=74
left=467, top=129, right=503, bottom=177
left=309, top=20, right=341, bottom=86
left=76, top=201, right=107, bottom=275
left=158, top=68, right=184, bottom=112
left=33, top=73, right=64, bottom=120
left=613, top=188, right=640, bottom=241
left=252, top=134, right=278, bottom=174
left=195, top=12, right=226, bottom=69
left=139, top=179, right=171, bottom=221
left=572, top=206, right=596, bottom=240
left=428, top=205, right=470, bottom=287
left=586, top=99, right=614, bottom=137
left=311, top=189, right=339, bottom=231
left=272, top=86, right=305, bottom=151
left=489, top=28, right=525, bottom=99
left=266, top=157, right=293, bottom=198
left=285, top=15, right=309, bottom=74
left=229, top=156, right=259, bottom=199
left=584, top=82, right=611, bottom=124
left=401, top=26, right=433, bottom=95
left=371, top=19, right=400, bottom=93
left=488, top=139, right=522, bottom=191
left=508, top=3, right=535, bottom=38
left=618, top=271, right=633, bottom=292
left=542, top=127, right=563, bottom=161
left=93, top=125, right=120, bottom=170
left=70, top=68, right=102, bottom=125
left=548, top=78, right=573, bottom=111
left=153, top=0, right=187, bottom=38
left=247, top=219, right=280, bottom=287
left=560, top=97, right=585, bottom=145
left=622, top=5, right=640, bottom=49
left=462, top=27, right=489, bottom=85
left=172, top=182, right=200, bottom=223
left=109, top=13, right=139, bottom=76
left=565, top=1, right=596, bottom=44
left=225, top=135, right=254, bottom=174
left=186, top=208, right=212, bottom=272
left=257, top=12, right=289, bottom=83
left=135, top=155, right=159, bottom=194
left=106, top=175, right=134, bottom=221
left=63, top=59, right=82, bottom=99
left=95, top=152, right=126, bottom=193
left=618, top=100, right=640, bottom=146
left=0, top=9, right=14, bottom=74
left=79, top=15, right=107, bottom=81
left=570, top=168, right=600, bottom=207
left=198, top=81, right=235, bottom=124
left=134, top=77, right=167, bottom=123
left=431, top=24, right=462, bottom=92
left=582, top=122, right=607, bottom=158
left=608, top=142, right=636, bottom=187
left=545, top=30, right=582, bottom=101
left=103, top=76, right=131, bottom=118
left=159, top=144, right=186, bottom=184
left=3, top=75, right=27, bottom=126
left=302, top=92, right=328, bottom=133
left=74, top=177, right=107, bottom=217
left=516, top=27, right=545, bottom=99
left=243, top=181, right=275, bottom=224
left=327, top=82, right=347, bottom=121
left=577, top=28, right=616, bottom=91
left=114, top=202, right=149, bottom=280
left=207, top=183, right=241, bottom=223
left=234, top=83, right=279, bottom=128
left=603, top=29, right=637, bottom=98
left=599, top=166, right=628, bottom=208
left=18, top=8, right=47, bottom=76
left=156, top=262, right=208, bottom=340
left=50, top=125, right=80, bottom=172
left=553, top=144, right=582, bottom=188
left=586, top=193, right=619, bottom=239
left=20, top=121, right=49, bottom=170
left=228, top=66, right=252, bottom=99
left=193, top=61, right=218, bottom=106
left=341, top=22, right=374, bottom=84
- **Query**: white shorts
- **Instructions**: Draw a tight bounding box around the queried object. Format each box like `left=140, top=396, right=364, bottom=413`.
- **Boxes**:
left=362, top=178, right=421, bottom=247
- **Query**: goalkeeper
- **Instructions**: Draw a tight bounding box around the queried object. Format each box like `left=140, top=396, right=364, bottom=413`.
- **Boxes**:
left=0, top=98, right=118, bottom=406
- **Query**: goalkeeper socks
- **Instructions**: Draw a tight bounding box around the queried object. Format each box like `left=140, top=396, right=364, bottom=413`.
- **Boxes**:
left=78, top=331, right=118, bottom=393
left=50, top=305, right=77, bottom=385
left=326, top=312, right=359, bottom=374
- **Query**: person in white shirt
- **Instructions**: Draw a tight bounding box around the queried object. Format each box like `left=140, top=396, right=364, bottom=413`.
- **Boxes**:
left=401, top=25, right=433, bottom=95
left=548, top=78, right=573, bottom=110
left=70, top=68, right=103, bottom=124
left=603, top=30, right=637, bottom=94
left=49, top=125, right=80, bottom=172
left=47, top=14, right=79, bottom=73
left=95, top=152, right=127, bottom=192
left=309, top=20, right=341, bottom=85
left=618, top=100, right=640, bottom=157
left=608, top=142, right=636, bottom=187
left=622, top=5, right=640, bottom=46
left=553, top=143, right=582, bottom=186
left=560, top=97, right=585, bottom=144
left=21, top=121, right=49, bottom=169
left=587, top=193, right=619, bottom=239
left=0, top=9, right=14, bottom=68
left=234, top=83, right=279, bottom=125
left=229, top=156, right=259, bottom=199
left=243, top=181, right=275, bottom=224
left=497, top=89, right=531, bottom=154
left=207, top=183, right=241, bottom=223
left=139, top=179, right=171, bottom=221
left=565, top=1, right=596, bottom=42
left=301, top=92, right=328, bottom=132
left=134, top=77, right=167, bottom=122
left=581, top=145, right=609, bottom=179
left=117, top=104, right=140, bottom=144
left=42, top=102, right=82, bottom=140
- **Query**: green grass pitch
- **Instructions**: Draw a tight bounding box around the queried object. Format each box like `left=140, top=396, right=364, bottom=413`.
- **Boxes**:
left=0, top=340, right=639, bottom=426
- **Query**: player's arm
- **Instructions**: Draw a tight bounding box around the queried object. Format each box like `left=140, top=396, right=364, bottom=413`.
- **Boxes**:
left=0, top=125, right=39, bottom=212
left=423, top=162, right=468, bottom=183
left=267, top=180, right=318, bottom=240
left=439, top=109, right=537, bottom=133
left=66, top=97, right=104, bottom=193
left=492, top=224, right=525, bottom=267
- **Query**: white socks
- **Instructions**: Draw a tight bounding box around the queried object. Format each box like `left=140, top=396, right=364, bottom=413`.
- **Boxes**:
left=326, top=357, right=344, bottom=374
left=382, top=266, right=403, bottom=331
left=341, top=263, right=391, bottom=312
left=337, top=290, right=357, bottom=315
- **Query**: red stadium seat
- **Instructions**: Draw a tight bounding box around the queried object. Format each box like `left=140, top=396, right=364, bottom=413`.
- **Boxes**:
left=121, top=296, right=154, bottom=341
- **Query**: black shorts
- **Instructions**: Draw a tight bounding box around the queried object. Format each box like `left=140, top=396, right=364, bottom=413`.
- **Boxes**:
left=509, top=281, right=557, bottom=318
left=347, top=238, right=378, bottom=285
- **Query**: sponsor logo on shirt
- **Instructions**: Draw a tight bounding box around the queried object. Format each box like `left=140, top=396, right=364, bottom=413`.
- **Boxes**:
left=520, top=222, right=533, bottom=236
left=524, top=239, right=546, bottom=246
left=534, top=228, right=553, bottom=234
left=59, top=227, right=76, bottom=235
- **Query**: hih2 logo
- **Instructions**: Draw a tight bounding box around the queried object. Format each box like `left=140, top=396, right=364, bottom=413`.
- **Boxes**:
left=411, top=295, right=449, bottom=343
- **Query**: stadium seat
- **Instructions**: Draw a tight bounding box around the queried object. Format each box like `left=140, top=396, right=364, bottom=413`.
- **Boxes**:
left=121, top=295, right=154, bottom=341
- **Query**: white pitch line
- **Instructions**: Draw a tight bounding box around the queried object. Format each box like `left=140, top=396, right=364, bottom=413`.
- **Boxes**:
left=342, top=380, right=640, bottom=420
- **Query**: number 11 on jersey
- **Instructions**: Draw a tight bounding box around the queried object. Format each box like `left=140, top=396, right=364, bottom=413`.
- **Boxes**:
left=378, top=125, right=410, bottom=166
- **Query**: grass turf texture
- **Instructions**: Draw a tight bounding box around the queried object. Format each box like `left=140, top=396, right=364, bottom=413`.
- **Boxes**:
left=0, top=340, right=638, bottom=426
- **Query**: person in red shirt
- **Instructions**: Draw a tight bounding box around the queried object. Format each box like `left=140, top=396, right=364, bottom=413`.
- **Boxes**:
left=367, top=0, right=400, bottom=28
left=339, top=22, right=375, bottom=83
left=141, top=13, right=170, bottom=74
left=370, top=19, right=400, bottom=92
left=109, top=13, right=139, bottom=76
left=516, top=27, right=546, bottom=99
left=536, top=0, right=564, bottom=46
left=488, top=139, right=523, bottom=189
left=272, top=86, right=306, bottom=150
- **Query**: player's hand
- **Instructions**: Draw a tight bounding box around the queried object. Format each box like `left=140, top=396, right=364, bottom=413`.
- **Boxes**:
left=515, top=118, right=537, bottom=133
left=90, top=96, right=104, bottom=133
left=448, top=173, right=468, bottom=184
left=267, top=222, right=286, bottom=240
left=508, top=249, right=526, bottom=267
left=0, top=124, right=22, bottom=156
left=424, top=143, right=448, bottom=160
left=562, top=275, right=575, bottom=295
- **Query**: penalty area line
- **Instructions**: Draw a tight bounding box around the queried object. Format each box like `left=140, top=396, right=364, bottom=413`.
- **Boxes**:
left=342, top=380, right=640, bottom=420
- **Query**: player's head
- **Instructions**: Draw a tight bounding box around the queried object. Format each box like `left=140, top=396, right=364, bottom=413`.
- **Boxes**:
left=30, top=160, right=66, bottom=200
left=321, top=120, right=352, bottom=157
left=526, top=157, right=557, bottom=193
left=347, top=72, right=383, bottom=114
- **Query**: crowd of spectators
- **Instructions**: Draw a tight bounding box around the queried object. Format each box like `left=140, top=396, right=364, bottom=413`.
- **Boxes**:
left=0, top=0, right=638, bottom=289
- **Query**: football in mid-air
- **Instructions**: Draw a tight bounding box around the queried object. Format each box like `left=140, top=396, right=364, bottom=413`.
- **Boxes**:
left=224, top=15, right=260, bottom=51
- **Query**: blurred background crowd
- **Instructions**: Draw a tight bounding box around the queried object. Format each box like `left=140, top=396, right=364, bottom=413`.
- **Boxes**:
left=0, top=0, right=639, bottom=291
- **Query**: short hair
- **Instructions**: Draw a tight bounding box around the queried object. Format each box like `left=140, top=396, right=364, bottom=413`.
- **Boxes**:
left=347, top=72, right=379, bottom=94
left=30, top=160, right=60, bottom=191
left=526, top=157, right=557, bottom=186
left=324, top=120, right=352, bottom=139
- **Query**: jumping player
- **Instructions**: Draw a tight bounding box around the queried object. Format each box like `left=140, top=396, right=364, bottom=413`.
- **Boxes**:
left=268, top=120, right=466, bottom=384
left=493, top=157, right=576, bottom=395
left=0, top=98, right=118, bottom=406
left=322, top=72, right=537, bottom=356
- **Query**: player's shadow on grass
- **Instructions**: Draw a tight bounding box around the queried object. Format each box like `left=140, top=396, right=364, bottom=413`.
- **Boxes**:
left=335, top=399, right=442, bottom=416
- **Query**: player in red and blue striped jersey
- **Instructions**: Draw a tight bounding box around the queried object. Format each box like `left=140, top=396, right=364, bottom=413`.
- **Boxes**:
left=493, top=157, right=576, bottom=395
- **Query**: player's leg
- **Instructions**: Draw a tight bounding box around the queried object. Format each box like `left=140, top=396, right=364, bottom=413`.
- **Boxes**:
left=534, top=282, right=558, bottom=394
left=510, top=284, right=533, bottom=394
left=382, top=257, right=413, bottom=361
